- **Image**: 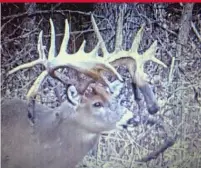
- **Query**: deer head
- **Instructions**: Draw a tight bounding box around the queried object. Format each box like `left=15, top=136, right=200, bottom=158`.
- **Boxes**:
left=2, top=81, right=134, bottom=167
left=67, top=82, right=134, bottom=133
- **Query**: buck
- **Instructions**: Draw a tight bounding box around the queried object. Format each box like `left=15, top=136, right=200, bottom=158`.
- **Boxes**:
left=2, top=15, right=133, bottom=168
left=2, top=14, right=166, bottom=167
left=2, top=82, right=134, bottom=167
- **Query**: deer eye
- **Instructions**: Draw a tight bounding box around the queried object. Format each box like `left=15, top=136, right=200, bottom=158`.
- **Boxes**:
left=93, top=102, right=103, bottom=108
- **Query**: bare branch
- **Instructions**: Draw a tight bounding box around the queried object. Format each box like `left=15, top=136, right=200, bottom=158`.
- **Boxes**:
left=191, top=21, right=201, bottom=42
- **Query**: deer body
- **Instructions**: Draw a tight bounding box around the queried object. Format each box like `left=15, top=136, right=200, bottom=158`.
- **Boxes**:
left=3, top=13, right=167, bottom=167
left=2, top=99, right=93, bottom=167
left=1, top=85, right=133, bottom=168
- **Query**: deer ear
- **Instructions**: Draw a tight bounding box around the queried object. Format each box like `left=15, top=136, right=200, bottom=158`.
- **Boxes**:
left=66, top=85, right=81, bottom=106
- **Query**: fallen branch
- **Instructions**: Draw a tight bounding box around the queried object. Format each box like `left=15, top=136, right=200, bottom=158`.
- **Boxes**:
left=134, top=116, right=177, bottom=162
left=137, top=136, right=176, bottom=162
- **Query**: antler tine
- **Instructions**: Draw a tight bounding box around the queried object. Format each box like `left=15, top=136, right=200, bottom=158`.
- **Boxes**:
left=7, top=60, right=41, bottom=76
left=26, top=71, right=48, bottom=100
left=38, top=31, right=46, bottom=60
left=49, top=18, right=56, bottom=60
left=77, top=40, right=86, bottom=54
left=130, top=25, right=144, bottom=54
left=8, top=30, right=49, bottom=100
left=91, top=15, right=109, bottom=56
left=58, top=19, right=69, bottom=55
left=26, top=31, right=49, bottom=100
left=7, top=31, right=45, bottom=76
left=142, top=41, right=167, bottom=68
left=129, top=26, right=167, bottom=69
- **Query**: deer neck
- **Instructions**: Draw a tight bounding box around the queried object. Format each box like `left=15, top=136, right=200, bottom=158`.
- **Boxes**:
left=33, top=102, right=99, bottom=167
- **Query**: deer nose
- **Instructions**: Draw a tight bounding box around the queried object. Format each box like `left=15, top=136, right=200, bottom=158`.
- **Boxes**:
left=147, top=103, right=159, bottom=114
left=127, top=116, right=140, bottom=127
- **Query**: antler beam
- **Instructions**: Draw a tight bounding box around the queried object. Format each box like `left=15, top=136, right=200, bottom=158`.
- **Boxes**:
left=92, top=14, right=167, bottom=83
left=91, top=14, right=167, bottom=114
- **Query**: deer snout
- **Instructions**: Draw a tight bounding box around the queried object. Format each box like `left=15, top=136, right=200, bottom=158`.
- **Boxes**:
left=147, top=102, right=159, bottom=115
left=116, top=108, right=134, bottom=130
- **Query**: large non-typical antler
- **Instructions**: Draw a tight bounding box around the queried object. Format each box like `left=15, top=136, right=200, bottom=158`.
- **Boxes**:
left=8, top=18, right=123, bottom=101
left=91, top=13, right=167, bottom=114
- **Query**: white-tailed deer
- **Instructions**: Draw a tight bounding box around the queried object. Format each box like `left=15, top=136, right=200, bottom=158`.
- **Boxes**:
left=2, top=16, right=134, bottom=168
left=2, top=13, right=166, bottom=167
left=1, top=82, right=134, bottom=167
left=7, top=13, right=166, bottom=114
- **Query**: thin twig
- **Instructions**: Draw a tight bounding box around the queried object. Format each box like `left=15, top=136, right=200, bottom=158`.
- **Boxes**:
left=2, top=9, right=104, bottom=21
left=168, top=56, right=175, bottom=83
left=191, top=21, right=201, bottom=42
left=2, top=27, right=108, bottom=45
left=137, top=137, right=176, bottom=162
